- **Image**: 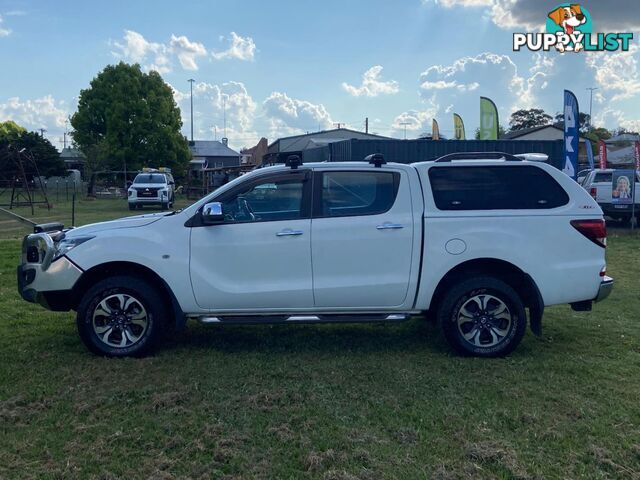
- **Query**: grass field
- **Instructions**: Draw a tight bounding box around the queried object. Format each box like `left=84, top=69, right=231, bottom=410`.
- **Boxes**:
left=0, top=199, right=639, bottom=479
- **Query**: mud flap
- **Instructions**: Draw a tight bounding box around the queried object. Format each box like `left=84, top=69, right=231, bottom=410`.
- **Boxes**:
left=526, top=274, right=544, bottom=336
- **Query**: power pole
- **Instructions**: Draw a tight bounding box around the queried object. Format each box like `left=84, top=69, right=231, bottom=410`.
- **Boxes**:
left=223, top=97, right=227, bottom=139
left=188, top=78, right=195, bottom=142
left=586, top=87, right=598, bottom=128
left=399, top=122, right=410, bottom=140
left=333, top=123, right=342, bottom=129
left=365, top=117, right=369, bottom=134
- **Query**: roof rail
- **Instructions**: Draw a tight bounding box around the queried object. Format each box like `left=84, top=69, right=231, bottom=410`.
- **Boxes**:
left=434, top=152, right=522, bottom=163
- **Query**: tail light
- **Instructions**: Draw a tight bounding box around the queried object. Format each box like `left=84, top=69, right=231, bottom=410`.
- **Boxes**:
left=590, top=187, right=597, bottom=199
left=571, top=219, right=607, bottom=248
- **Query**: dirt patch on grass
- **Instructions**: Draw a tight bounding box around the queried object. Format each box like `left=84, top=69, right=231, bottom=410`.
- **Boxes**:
left=0, top=395, right=53, bottom=424
left=590, top=445, right=640, bottom=478
left=465, top=440, right=530, bottom=479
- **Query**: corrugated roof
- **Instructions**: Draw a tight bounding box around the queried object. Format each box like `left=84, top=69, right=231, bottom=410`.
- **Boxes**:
left=189, top=140, right=240, bottom=157
left=269, top=128, right=391, bottom=151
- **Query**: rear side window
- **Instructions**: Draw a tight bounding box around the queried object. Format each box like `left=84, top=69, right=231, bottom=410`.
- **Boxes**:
left=593, top=173, right=612, bottom=183
left=316, top=171, right=399, bottom=218
left=429, top=166, right=569, bottom=210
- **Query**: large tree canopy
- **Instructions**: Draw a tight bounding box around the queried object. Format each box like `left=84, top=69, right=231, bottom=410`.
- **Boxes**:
left=71, top=62, right=190, bottom=176
left=0, top=121, right=64, bottom=178
left=508, top=109, right=553, bottom=132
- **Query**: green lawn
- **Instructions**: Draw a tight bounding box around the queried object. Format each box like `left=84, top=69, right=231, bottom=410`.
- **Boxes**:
left=0, top=201, right=639, bottom=479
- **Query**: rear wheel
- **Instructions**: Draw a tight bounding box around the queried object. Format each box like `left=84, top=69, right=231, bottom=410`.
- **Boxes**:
left=76, top=276, right=167, bottom=357
left=438, top=276, right=526, bottom=357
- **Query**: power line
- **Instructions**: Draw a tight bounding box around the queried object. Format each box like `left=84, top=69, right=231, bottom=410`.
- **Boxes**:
left=188, top=79, right=195, bottom=142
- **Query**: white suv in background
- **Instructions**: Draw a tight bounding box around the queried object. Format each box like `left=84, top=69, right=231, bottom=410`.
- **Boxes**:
left=128, top=172, right=175, bottom=210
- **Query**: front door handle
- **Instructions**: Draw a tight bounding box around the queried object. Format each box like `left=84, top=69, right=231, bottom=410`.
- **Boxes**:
left=376, top=223, right=404, bottom=230
left=276, top=229, right=304, bottom=237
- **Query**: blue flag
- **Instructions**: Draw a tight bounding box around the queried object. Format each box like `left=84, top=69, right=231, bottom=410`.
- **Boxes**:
left=563, top=90, right=579, bottom=180
left=585, top=138, right=594, bottom=170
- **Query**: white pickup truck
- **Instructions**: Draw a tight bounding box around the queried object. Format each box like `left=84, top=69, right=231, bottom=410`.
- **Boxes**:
left=581, top=169, right=640, bottom=224
left=18, top=153, right=613, bottom=358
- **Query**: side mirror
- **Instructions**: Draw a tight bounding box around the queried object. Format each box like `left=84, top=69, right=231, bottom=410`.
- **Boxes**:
left=202, top=202, right=224, bottom=224
left=168, top=181, right=175, bottom=185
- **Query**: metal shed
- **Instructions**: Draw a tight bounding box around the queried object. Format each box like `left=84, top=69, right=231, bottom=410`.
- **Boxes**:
left=326, top=139, right=565, bottom=170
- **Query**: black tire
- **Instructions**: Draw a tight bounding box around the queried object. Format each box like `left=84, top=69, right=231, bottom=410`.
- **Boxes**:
left=76, top=276, right=168, bottom=357
left=161, top=202, right=168, bottom=210
left=128, top=203, right=136, bottom=211
left=437, top=276, right=527, bottom=357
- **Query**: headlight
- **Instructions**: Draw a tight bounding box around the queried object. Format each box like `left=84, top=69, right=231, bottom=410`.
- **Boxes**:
left=128, top=189, right=134, bottom=197
left=53, top=236, right=95, bottom=261
left=161, top=189, right=168, bottom=196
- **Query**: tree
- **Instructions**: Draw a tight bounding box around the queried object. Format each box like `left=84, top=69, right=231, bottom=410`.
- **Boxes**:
left=71, top=62, right=191, bottom=177
left=0, top=122, right=64, bottom=178
left=0, top=120, right=27, bottom=141
left=553, top=112, right=591, bottom=134
left=474, top=124, right=507, bottom=140
left=15, top=132, right=65, bottom=177
left=508, top=109, right=552, bottom=132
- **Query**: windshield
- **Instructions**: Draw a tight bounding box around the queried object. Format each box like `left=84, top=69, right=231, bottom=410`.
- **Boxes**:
left=133, top=174, right=166, bottom=185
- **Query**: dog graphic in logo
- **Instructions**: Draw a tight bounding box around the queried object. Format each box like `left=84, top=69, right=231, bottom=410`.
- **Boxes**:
left=547, top=4, right=587, bottom=52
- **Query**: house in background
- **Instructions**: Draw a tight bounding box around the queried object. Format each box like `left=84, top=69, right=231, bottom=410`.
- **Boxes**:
left=186, top=139, right=244, bottom=196
left=503, top=125, right=589, bottom=163
left=240, top=137, right=268, bottom=167
left=59, top=147, right=86, bottom=175
left=188, top=138, right=241, bottom=170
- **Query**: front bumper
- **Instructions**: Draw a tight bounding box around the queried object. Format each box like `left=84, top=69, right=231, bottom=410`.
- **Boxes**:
left=18, top=233, right=83, bottom=311
left=129, top=197, right=167, bottom=204
left=595, top=276, right=614, bottom=302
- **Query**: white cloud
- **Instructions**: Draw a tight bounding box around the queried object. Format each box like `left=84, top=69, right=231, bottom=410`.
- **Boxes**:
left=263, top=92, right=334, bottom=137
left=420, top=52, right=554, bottom=112
left=169, top=34, right=207, bottom=71
left=211, top=32, right=256, bottom=61
left=111, top=30, right=171, bottom=73
left=423, top=0, right=640, bottom=31
left=0, top=95, right=69, bottom=135
left=422, top=0, right=493, bottom=6
left=113, top=30, right=254, bottom=73
left=342, top=65, right=399, bottom=97
left=392, top=94, right=440, bottom=135
left=170, top=81, right=260, bottom=145
left=0, top=15, right=11, bottom=37
left=585, top=45, right=640, bottom=102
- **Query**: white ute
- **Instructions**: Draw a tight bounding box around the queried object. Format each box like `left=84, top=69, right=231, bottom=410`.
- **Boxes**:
left=18, top=152, right=613, bottom=357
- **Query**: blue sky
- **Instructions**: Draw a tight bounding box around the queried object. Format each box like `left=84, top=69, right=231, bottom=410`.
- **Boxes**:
left=1, top=0, right=639, bottom=150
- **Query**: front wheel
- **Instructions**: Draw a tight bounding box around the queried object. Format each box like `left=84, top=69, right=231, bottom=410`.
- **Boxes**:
left=437, top=276, right=527, bottom=357
left=76, top=276, right=167, bottom=357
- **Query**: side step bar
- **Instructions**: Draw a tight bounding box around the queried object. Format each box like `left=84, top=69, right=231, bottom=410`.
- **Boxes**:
left=194, top=313, right=412, bottom=325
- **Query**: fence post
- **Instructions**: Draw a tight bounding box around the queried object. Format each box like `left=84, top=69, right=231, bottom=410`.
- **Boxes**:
left=56, top=180, right=59, bottom=203
left=71, top=192, right=76, bottom=226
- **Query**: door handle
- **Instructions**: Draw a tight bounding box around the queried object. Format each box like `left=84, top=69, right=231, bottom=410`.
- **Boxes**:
left=376, top=223, right=404, bottom=230
left=276, top=229, right=304, bottom=237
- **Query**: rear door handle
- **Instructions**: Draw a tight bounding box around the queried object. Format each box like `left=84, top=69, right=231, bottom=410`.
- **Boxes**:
left=376, top=223, right=404, bottom=230
left=276, top=229, right=304, bottom=237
